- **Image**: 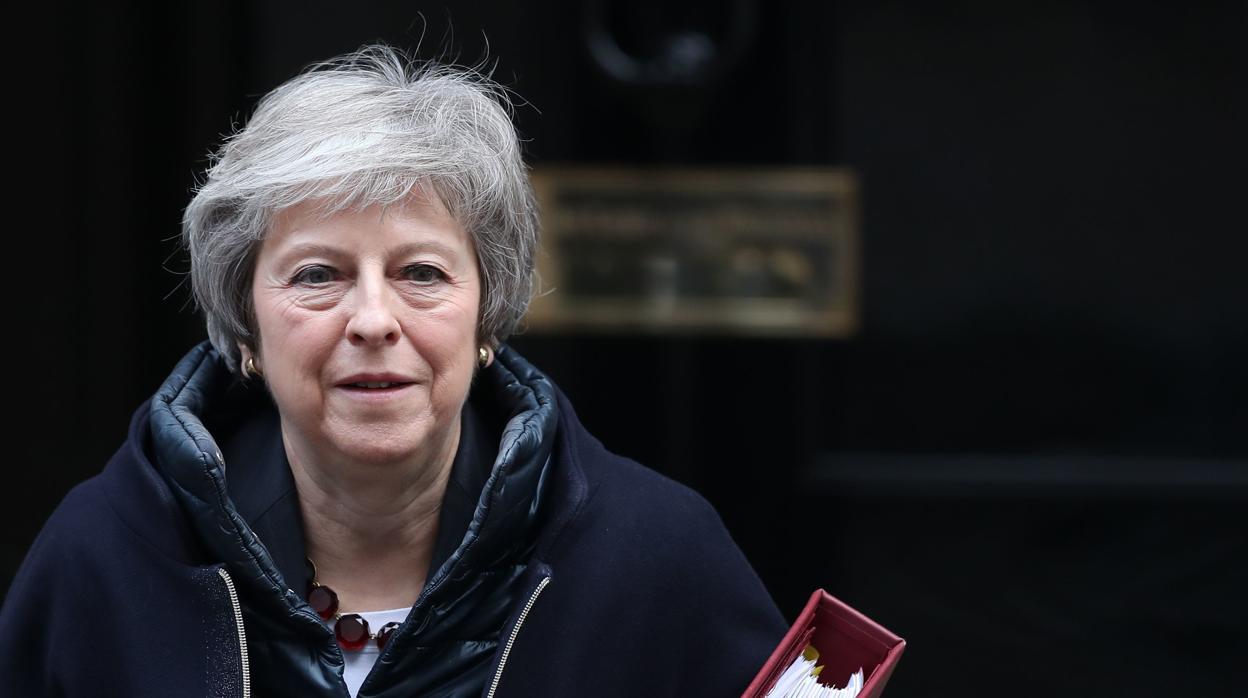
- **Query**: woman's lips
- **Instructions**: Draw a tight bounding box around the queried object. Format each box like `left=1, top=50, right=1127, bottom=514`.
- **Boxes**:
left=335, top=383, right=416, bottom=400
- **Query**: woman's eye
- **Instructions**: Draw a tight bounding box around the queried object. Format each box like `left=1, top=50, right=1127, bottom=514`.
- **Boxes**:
left=292, top=265, right=334, bottom=285
left=403, top=264, right=443, bottom=284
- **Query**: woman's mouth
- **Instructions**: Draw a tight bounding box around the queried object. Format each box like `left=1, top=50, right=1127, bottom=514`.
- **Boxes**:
left=337, top=382, right=416, bottom=399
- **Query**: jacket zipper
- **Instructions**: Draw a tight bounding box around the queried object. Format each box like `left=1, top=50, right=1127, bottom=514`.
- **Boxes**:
left=485, top=575, right=550, bottom=698
left=217, top=568, right=252, bottom=698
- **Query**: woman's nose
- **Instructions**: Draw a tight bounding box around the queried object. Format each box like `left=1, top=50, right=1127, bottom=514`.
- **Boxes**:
left=344, top=276, right=401, bottom=346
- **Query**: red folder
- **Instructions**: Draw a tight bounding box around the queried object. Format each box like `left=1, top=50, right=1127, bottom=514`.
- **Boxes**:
left=742, top=589, right=906, bottom=697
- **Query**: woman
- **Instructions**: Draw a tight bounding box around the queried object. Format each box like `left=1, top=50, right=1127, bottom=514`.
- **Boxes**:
left=0, top=46, right=785, bottom=697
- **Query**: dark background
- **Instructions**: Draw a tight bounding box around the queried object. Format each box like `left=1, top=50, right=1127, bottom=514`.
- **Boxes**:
left=8, top=1, right=1246, bottom=695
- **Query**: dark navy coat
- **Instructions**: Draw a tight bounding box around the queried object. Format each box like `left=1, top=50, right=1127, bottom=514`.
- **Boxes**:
left=0, top=342, right=786, bottom=696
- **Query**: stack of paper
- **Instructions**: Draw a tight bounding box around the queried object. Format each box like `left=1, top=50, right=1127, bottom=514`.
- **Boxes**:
left=764, top=645, right=863, bottom=698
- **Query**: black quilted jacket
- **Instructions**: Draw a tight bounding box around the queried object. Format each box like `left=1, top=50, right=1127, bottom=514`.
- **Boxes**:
left=0, top=342, right=786, bottom=697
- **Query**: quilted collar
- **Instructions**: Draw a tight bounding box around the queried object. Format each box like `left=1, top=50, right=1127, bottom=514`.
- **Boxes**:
left=147, top=340, right=559, bottom=652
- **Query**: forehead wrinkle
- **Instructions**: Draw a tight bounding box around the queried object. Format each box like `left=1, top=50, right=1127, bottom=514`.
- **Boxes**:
left=265, top=195, right=475, bottom=269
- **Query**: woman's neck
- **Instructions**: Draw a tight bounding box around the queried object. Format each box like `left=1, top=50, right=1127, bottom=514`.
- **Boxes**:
left=283, top=419, right=460, bottom=613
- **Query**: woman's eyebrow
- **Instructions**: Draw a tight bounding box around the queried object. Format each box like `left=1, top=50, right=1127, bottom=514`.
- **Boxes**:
left=269, top=242, right=349, bottom=272
left=389, top=241, right=464, bottom=262
left=277, top=242, right=346, bottom=263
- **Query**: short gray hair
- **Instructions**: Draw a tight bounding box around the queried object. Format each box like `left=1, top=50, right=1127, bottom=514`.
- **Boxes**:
left=182, top=45, right=539, bottom=373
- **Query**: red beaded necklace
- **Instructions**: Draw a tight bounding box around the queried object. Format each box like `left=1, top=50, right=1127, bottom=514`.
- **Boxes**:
left=306, top=559, right=401, bottom=652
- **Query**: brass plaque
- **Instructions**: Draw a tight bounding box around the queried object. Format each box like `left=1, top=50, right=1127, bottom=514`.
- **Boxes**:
left=527, top=167, right=858, bottom=337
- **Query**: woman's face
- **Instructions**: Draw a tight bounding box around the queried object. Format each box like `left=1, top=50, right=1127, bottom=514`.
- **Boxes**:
left=249, top=193, right=481, bottom=469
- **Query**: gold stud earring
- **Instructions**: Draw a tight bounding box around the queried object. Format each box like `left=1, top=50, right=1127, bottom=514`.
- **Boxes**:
left=244, top=356, right=264, bottom=379
left=478, top=346, right=490, bottom=368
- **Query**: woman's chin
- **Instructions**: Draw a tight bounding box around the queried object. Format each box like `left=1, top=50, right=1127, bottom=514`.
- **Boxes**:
left=322, top=421, right=450, bottom=470
left=294, top=413, right=459, bottom=473
left=330, top=437, right=423, bottom=468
